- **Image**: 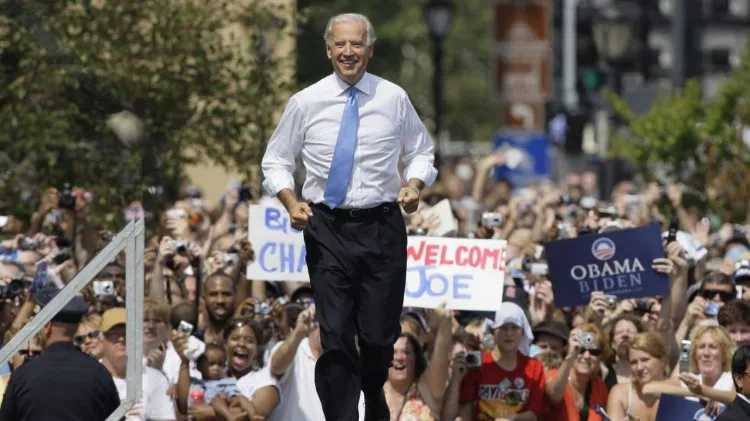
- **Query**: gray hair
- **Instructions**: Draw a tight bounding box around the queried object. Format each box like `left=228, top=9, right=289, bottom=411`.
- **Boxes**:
left=323, top=13, right=377, bottom=46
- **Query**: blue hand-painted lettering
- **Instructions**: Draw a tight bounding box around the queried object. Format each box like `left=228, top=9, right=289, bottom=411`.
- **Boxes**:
left=259, top=242, right=307, bottom=273
left=264, top=207, right=301, bottom=234
left=405, top=265, right=473, bottom=299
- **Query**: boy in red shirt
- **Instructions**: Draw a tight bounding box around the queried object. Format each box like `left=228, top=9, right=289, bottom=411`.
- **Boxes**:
left=458, top=302, right=549, bottom=421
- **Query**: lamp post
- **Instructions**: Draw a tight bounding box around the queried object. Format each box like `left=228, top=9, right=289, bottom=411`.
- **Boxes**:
left=591, top=1, right=636, bottom=201
left=592, top=2, right=637, bottom=96
left=424, top=0, right=454, bottom=146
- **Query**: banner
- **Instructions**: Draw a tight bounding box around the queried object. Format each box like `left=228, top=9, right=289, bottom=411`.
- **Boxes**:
left=544, top=224, right=669, bottom=308
left=493, top=133, right=549, bottom=187
left=655, top=394, right=718, bottom=421
left=248, top=202, right=507, bottom=311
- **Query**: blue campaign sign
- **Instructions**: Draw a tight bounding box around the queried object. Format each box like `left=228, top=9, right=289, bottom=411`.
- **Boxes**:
left=544, top=224, right=669, bottom=308
left=492, top=132, right=549, bottom=187
left=655, top=394, right=720, bottom=421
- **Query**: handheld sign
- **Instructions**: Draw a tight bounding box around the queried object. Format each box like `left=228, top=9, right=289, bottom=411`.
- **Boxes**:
left=29, top=260, right=49, bottom=294
left=655, top=394, right=719, bottom=421
left=544, top=224, right=669, bottom=308
left=247, top=202, right=507, bottom=311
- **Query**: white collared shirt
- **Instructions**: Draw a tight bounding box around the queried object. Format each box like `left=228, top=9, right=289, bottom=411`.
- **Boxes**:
left=262, top=72, right=438, bottom=209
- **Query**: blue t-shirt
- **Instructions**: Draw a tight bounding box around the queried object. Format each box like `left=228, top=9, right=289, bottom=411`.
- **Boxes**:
left=191, top=377, right=241, bottom=403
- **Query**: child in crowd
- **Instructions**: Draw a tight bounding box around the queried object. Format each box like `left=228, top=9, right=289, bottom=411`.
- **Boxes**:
left=193, top=343, right=255, bottom=421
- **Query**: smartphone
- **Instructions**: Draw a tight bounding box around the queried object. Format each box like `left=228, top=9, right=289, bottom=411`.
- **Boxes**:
left=679, top=340, right=691, bottom=372
left=666, top=215, right=679, bottom=244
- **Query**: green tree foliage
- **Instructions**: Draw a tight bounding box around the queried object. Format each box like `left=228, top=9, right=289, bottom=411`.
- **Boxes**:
left=0, top=0, right=289, bottom=226
left=609, top=44, right=750, bottom=222
left=296, top=0, right=497, bottom=142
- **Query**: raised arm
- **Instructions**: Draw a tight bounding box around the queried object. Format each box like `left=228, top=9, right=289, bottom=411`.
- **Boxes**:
left=422, top=304, right=453, bottom=402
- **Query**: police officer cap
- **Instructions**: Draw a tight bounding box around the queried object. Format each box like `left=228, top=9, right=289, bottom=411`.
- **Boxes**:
left=35, top=287, right=88, bottom=324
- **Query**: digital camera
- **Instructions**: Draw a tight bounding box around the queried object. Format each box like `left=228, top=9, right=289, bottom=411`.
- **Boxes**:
left=255, top=301, right=272, bottom=316
left=0, top=280, right=24, bottom=299
left=171, top=240, right=189, bottom=254
left=465, top=351, right=482, bottom=368
left=178, top=321, right=194, bottom=336
left=579, top=332, right=596, bottom=349
left=481, top=212, right=503, bottom=228
left=93, top=280, right=116, bottom=297
left=19, top=237, right=39, bottom=251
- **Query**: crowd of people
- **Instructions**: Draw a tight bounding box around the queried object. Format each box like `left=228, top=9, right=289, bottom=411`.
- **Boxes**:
left=0, top=153, right=748, bottom=421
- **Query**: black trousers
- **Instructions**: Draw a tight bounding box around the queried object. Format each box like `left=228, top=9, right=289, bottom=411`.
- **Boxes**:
left=304, top=202, right=407, bottom=421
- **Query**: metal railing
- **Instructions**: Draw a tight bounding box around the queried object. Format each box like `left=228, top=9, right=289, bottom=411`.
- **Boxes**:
left=0, top=219, right=146, bottom=421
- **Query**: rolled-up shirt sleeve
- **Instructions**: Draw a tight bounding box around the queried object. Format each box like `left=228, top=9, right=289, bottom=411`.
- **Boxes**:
left=261, top=96, right=306, bottom=197
left=400, top=92, right=438, bottom=187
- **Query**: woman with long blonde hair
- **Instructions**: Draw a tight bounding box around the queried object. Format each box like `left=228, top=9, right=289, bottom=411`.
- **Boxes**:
left=606, top=332, right=671, bottom=421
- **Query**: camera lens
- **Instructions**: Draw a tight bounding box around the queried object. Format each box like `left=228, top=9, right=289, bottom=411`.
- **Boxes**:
left=9, top=280, right=24, bottom=297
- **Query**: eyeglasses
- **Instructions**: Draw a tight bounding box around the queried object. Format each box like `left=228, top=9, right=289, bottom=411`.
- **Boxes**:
left=701, top=289, right=734, bottom=302
left=579, top=348, right=603, bottom=357
left=19, top=349, right=42, bottom=357
left=74, top=331, right=100, bottom=343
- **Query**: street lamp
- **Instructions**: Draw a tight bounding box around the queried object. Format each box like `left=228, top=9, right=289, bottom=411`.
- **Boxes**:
left=592, top=1, right=637, bottom=95
left=424, top=0, right=454, bottom=143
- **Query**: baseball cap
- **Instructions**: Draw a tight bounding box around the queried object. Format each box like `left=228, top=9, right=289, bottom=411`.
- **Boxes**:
left=100, top=308, right=127, bottom=333
left=34, top=287, right=88, bottom=324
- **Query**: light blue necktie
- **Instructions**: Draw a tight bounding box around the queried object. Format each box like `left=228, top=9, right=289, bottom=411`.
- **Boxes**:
left=324, top=87, right=359, bottom=208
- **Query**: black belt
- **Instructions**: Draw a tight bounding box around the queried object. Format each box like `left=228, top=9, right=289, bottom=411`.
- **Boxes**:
left=312, top=202, right=398, bottom=219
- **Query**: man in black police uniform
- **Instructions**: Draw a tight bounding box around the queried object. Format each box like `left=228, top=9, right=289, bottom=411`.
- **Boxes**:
left=0, top=287, right=121, bottom=421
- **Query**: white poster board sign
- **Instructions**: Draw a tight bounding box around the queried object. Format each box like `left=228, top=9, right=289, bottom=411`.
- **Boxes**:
left=248, top=201, right=506, bottom=311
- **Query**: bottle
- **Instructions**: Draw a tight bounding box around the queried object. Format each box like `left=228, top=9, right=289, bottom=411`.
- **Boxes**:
left=189, top=385, right=205, bottom=407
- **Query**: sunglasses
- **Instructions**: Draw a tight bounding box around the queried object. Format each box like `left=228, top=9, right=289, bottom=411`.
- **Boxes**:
left=75, top=331, right=100, bottom=343
left=19, top=349, right=42, bottom=357
left=701, top=289, right=734, bottom=302
left=579, top=348, right=603, bottom=357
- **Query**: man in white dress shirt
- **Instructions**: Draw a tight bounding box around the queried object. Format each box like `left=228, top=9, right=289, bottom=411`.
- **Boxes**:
left=261, top=12, right=437, bottom=421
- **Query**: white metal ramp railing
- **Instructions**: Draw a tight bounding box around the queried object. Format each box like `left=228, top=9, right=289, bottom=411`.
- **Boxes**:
left=0, top=218, right=146, bottom=421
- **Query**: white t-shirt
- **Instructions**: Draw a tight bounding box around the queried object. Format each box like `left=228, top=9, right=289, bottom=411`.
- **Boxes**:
left=265, top=338, right=366, bottom=421
left=680, top=371, right=734, bottom=394
left=163, top=337, right=205, bottom=384
left=236, top=365, right=282, bottom=402
left=113, top=365, right=176, bottom=421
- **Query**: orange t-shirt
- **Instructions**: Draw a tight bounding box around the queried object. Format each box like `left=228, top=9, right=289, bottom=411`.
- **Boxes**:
left=459, top=351, right=549, bottom=421
left=544, top=369, right=609, bottom=421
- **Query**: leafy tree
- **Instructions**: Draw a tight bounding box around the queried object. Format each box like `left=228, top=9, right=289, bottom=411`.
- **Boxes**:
left=0, top=0, right=290, bottom=227
left=296, top=0, right=497, bottom=142
left=609, top=44, right=750, bottom=222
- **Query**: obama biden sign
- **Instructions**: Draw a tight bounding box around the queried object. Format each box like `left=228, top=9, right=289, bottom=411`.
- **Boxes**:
left=544, top=224, right=670, bottom=308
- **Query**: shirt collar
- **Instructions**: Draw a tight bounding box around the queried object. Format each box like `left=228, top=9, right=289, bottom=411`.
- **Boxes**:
left=45, top=341, right=78, bottom=353
left=332, top=71, right=371, bottom=97
left=739, top=393, right=750, bottom=405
